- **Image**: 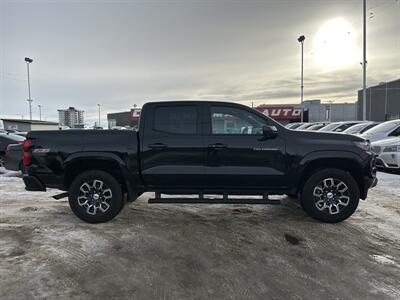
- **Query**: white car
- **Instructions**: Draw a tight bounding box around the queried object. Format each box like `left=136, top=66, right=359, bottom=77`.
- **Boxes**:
left=361, top=119, right=400, bottom=142
left=319, top=121, right=364, bottom=133
left=371, top=137, right=400, bottom=174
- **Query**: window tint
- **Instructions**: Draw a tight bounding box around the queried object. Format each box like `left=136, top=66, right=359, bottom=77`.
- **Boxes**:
left=389, top=126, right=400, bottom=136
left=153, top=106, right=197, bottom=134
left=334, top=123, right=356, bottom=132
left=211, top=106, right=265, bottom=135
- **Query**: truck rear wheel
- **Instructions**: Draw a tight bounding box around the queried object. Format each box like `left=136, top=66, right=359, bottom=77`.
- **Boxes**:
left=301, top=168, right=360, bottom=223
left=68, top=170, right=124, bottom=223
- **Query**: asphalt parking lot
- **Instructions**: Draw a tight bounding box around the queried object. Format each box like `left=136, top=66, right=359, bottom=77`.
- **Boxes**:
left=0, top=170, right=399, bottom=300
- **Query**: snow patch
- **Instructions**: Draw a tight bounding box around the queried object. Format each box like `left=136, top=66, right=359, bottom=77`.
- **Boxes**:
left=371, top=254, right=398, bottom=266
left=375, top=172, right=400, bottom=197
left=0, top=167, right=19, bottom=177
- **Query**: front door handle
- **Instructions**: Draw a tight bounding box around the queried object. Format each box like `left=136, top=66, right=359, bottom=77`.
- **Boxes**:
left=148, top=143, right=167, bottom=149
left=208, top=143, right=227, bottom=149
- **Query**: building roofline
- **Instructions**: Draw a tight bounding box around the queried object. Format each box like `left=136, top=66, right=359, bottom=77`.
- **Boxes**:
left=1, top=119, right=59, bottom=125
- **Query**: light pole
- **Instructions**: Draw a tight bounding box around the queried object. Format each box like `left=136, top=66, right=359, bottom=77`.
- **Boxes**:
left=298, top=35, right=305, bottom=122
left=97, top=104, right=101, bottom=128
left=25, top=57, right=33, bottom=120
left=38, top=105, right=42, bottom=121
left=362, top=0, right=367, bottom=120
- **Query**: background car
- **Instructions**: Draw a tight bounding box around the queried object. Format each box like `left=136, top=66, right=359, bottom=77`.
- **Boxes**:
left=4, top=143, right=24, bottom=173
left=342, top=121, right=379, bottom=135
left=371, top=137, right=400, bottom=174
left=361, top=119, right=400, bottom=142
left=286, top=122, right=304, bottom=129
left=295, top=123, right=317, bottom=130
left=319, top=121, right=364, bottom=133
left=305, top=122, right=330, bottom=131
left=0, top=133, right=25, bottom=167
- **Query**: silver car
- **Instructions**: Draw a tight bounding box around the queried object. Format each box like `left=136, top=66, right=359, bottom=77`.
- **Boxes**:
left=361, top=119, right=400, bottom=142
left=371, top=137, right=400, bottom=174
left=319, top=121, right=364, bottom=133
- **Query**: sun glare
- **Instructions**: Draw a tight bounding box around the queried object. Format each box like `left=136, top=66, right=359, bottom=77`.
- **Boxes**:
left=313, top=18, right=359, bottom=69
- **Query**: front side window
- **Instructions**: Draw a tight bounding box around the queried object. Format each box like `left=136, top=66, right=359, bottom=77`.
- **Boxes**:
left=211, top=106, right=266, bottom=135
left=154, top=106, right=197, bottom=134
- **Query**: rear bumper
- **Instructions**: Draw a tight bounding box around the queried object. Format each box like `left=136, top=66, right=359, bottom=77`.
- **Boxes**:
left=23, top=175, right=46, bottom=191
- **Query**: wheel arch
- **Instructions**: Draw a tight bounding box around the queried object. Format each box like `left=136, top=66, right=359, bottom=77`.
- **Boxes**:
left=297, top=153, right=365, bottom=199
left=63, top=153, right=140, bottom=201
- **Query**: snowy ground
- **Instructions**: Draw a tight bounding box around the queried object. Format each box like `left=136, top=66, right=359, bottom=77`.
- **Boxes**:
left=0, top=167, right=399, bottom=299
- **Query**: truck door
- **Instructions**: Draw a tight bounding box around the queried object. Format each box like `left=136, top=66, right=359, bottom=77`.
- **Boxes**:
left=203, top=104, right=287, bottom=190
left=140, top=103, right=205, bottom=189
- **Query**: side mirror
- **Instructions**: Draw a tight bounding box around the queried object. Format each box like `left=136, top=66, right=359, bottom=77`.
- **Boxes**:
left=262, top=125, right=278, bottom=139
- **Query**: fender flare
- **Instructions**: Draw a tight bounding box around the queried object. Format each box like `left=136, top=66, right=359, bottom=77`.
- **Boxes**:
left=295, top=150, right=365, bottom=194
left=64, top=152, right=138, bottom=201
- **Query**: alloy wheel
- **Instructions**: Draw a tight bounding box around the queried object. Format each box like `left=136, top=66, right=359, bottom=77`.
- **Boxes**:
left=77, top=180, right=112, bottom=215
left=313, top=178, right=350, bottom=215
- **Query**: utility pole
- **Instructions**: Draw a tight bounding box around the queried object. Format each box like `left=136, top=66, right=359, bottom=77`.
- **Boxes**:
left=362, top=0, right=367, bottom=120
left=297, top=35, right=305, bottom=122
left=25, top=57, right=34, bottom=120
left=38, top=105, right=42, bottom=121
left=97, top=104, right=101, bottom=128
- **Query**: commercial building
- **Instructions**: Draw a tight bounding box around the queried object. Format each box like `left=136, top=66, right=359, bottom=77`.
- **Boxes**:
left=357, top=78, right=400, bottom=121
left=1, top=119, right=59, bottom=132
left=58, top=107, right=84, bottom=128
left=107, top=108, right=141, bottom=129
left=255, top=100, right=356, bottom=125
left=300, top=100, right=356, bottom=123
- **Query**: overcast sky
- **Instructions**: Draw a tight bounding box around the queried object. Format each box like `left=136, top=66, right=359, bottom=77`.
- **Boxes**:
left=0, top=0, right=399, bottom=125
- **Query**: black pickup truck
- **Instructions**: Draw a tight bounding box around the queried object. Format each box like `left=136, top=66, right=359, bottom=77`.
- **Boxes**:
left=23, top=101, right=377, bottom=223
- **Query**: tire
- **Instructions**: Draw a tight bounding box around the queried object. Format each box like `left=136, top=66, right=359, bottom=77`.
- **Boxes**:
left=68, top=170, right=124, bottom=223
left=301, top=168, right=360, bottom=223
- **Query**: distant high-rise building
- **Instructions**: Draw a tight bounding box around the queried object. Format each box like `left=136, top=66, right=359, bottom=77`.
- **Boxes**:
left=58, top=107, right=84, bottom=128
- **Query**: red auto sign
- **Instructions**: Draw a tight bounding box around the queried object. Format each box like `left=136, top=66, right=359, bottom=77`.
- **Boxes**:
left=130, top=109, right=141, bottom=122
left=255, top=106, right=303, bottom=120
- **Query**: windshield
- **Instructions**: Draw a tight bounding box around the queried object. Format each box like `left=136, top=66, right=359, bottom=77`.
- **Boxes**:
left=319, top=123, right=342, bottom=132
left=343, top=123, right=367, bottom=134
left=364, top=121, right=400, bottom=134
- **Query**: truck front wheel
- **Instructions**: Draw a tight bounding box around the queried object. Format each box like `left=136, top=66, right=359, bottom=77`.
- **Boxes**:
left=68, top=170, right=124, bottom=223
left=301, top=168, right=360, bottom=223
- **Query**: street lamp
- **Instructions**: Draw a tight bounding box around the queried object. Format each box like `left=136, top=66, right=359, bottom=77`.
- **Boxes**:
left=97, top=104, right=101, bottom=128
left=25, top=57, right=33, bottom=120
left=297, top=35, right=305, bottom=122
left=38, top=104, right=42, bottom=121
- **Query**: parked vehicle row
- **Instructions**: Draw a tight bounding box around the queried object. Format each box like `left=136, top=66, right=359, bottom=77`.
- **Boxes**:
left=286, top=119, right=400, bottom=174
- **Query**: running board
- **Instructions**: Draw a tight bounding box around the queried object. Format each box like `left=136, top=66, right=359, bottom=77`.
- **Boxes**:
left=148, top=192, right=281, bottom=205
left=52, top=192, right=69, bottom=200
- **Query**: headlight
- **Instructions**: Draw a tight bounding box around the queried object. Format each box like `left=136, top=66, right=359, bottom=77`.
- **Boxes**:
left=353, top=141, right=371, bottom=151
left=383, top=145, right=400, bottom=152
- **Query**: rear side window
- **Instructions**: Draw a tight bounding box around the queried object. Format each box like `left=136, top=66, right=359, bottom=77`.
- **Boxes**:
left=153, top=106, right=197, bottom=134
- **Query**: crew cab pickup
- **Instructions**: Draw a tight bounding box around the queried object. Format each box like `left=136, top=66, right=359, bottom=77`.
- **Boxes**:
left=23, top=101, right=377, bottom=223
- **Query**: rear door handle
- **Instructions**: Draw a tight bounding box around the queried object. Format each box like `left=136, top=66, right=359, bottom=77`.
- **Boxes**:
left=148, top=143, right=167, bottom=149
left=208, top=143, right=227, bottom=149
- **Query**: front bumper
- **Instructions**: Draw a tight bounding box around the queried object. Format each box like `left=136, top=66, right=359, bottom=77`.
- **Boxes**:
left=23, top=175, right=46, bottom=191
left=360, top=153, right=378, bottom=199
left=376, top=153, right=400, bottom=170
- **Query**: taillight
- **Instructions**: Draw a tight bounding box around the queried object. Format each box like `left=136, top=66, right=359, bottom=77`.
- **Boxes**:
left=23, top=152, right=32, bottom=166
left=23, top=140, right=32, bottom=152
left=23, top=140, right=33, bottom=166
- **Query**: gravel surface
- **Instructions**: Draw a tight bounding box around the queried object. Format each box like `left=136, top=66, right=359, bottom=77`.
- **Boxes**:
left=0, top=168, right=399, bottom=299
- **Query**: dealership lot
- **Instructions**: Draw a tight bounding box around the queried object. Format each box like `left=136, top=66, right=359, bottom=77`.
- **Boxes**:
left=0, top=168, right=399, bottom=300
